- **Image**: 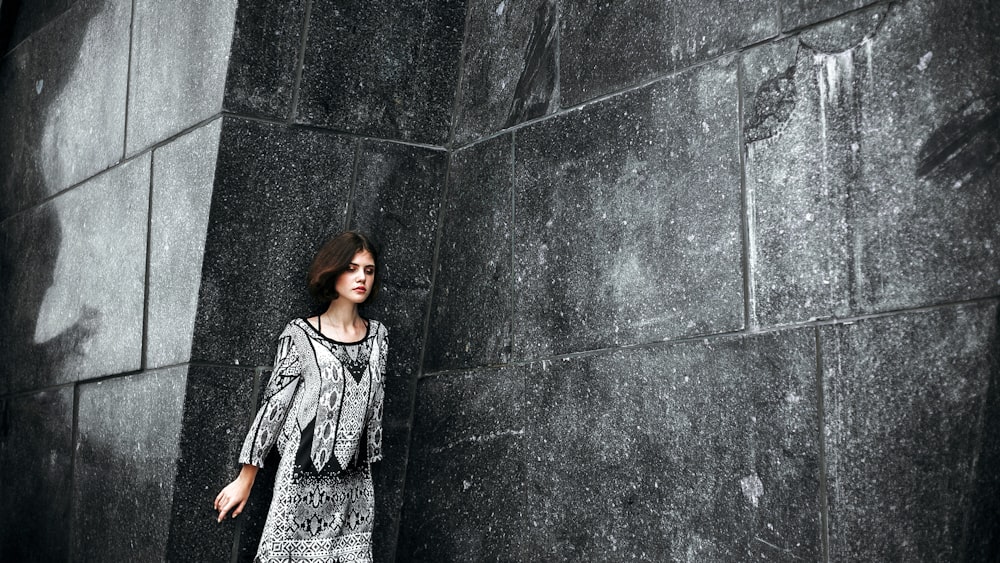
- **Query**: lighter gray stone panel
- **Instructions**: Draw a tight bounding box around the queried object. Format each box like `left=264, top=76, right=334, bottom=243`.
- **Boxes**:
left=820, top=302, right=998, bottom=561
left=0, top=0, right=130, bottom=217
left=744, top=0, right=1000, bottom=326
left=147, top=119, right=222, bottom=368
left=1, top=155, right=149, bottom=393
left=72, top=367, right=187, bottom=562
left=126, top=0, right=237, bottom=155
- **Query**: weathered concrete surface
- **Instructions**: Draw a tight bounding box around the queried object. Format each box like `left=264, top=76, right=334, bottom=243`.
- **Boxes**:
left=425, top=134, right=513, bottom=372
left=560, top=0, right=777, bottom=106
left=0, top=0, right=129, bottom=217
left=166, top=365, right=258, bottom=562
left=781, top=0, right=881, bottom=32
left=0, top=386, right=74, bottom=562
left=820, top=302, right=999, bottom=561
left=744, top=0, right=1000, bottom=327
left=397, top=366, right=526, bottom=561
left=71, top=368, right=187, bottom=562
left=525, top=330, right=820, bottom=561
left=147, top=119, right=221, bottom=369
left=125, top=0, right=236, bottom=155
left=0, top=155, right=149, bottom=395
left=401, top=329, right=820, bottom=561
left=190, top=117, right=354, bottom=367
left=452, top=0, right=558, bottom=145
left=224, top=0, right=306, bottom=119
left=296, top=0, right=465, bottom=144
left=513, top=60, right=744, bottom=361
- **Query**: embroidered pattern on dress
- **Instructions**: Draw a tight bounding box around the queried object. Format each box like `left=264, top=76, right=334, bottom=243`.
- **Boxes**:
left=239, top=318, right=387, bottom=563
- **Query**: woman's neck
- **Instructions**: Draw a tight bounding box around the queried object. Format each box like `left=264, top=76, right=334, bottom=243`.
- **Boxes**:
left=320, top=299, right=361, bottom=331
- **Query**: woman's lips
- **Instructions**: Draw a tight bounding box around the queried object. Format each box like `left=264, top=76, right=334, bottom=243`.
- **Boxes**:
left=353, top=286, right=367, bottom=293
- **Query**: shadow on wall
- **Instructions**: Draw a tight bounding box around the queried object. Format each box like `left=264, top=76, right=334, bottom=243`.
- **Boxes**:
left=0, top=1, right=104, bottom=561
left=0, top=0, right=106, bottom=392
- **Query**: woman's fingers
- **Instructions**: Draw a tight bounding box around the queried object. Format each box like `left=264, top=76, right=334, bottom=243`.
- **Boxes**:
left=232, top=498, right=248, bottom=518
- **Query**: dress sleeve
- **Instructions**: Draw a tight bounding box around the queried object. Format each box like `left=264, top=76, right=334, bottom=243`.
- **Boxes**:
left=366, top=323, right=388, bottom=463
left=238, top=327, right=302, bottom=468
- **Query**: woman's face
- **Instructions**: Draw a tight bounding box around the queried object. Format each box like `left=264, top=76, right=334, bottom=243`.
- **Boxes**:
left=335, top=250, right=375, bottom=303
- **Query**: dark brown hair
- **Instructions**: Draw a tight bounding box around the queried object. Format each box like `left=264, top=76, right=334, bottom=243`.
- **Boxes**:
left=307, top=231, right=380, bottom=303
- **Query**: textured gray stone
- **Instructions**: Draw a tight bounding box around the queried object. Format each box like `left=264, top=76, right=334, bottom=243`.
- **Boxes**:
left=351, top=140, right=447, bottom=390
left=167, top=364, right=258, bottom=562
left=125, top=0, right=236, bottom=155
left=452, top=0, right=558, bottom=145
left=295, top=0, right=465, bottom=144
left=0, top=386, right=74, bottom=562
left=223, top=0, right=306, bottom=119
left=744, top=0, right=1000, bottom=327
left=0, top=0, right=129, bottom=217
left=525, top=330, right=820, bottom=561
left=781, top=0, right=880, bottom=32
left=513, top=60, right=744, bottom=360
left=560, top=0, right=777, bottom=106
left=3, top=0, right=74, bottom=50
left=425, top=134, right=512, bottom=372
left=71, top=368, right=187, bottom=562
left=147, top=119, right=222, bottom=369
left=372, top=421, right=412, bottom=563
left=0, top=155, right=149, bottom=394
left=397, top=367, right=526, bottom=561
left=190, top=117, right=354, bottom=367
left=820, top=302, right=998, bottom=561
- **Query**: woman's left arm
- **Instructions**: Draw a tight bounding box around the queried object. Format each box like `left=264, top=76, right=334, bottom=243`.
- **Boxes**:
left=366, top=324, right=388, bottom=463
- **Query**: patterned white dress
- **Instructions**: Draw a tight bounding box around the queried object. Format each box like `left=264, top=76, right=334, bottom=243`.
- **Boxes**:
left=239, top=317, right=387, bottom=563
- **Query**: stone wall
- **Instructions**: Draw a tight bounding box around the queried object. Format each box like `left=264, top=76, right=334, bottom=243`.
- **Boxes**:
left=399, top=0, right=1000, bottom=561
left=1, top=0, right=998, bottom=562
left=0, top=0, right=236, bottom=560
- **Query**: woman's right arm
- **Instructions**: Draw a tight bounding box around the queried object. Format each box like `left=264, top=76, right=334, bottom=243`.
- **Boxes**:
left=215, top=464, right=258, bottom=522
left=214, top=327, right=301, bottom=520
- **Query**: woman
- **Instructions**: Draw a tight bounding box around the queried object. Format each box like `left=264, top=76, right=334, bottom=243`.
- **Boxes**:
left=214, top=231, right=388, bottom=563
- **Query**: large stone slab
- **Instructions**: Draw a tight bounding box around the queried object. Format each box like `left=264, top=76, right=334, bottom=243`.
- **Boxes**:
left=71, top=368, right=187, bottom=562
left=525, top=329, right=820, bottom=561
left=781, top=0, right=880, bottom=32
left=0, top=386, right=74, bottom=562
left=350, top=140, right=447, bottom=399
left=190, top=117, right=354, bottom=367
left=425, top=134, right=512, bottom=372
left=744, top=0, right=1000, bottom=327
left=513, top=60, right=744, bottom=361
left=167, top=364, right=258, bottom=562
left=560, top=0, right=777, bottom=106
left=126, top=0, right=237, bottom=155
left=452, top=0, right=558, bottom=145
left=223, top=0, right=306, bottom=120
left=819, top=302, right=998, bottom=561
left=0, top=155, right=149, bottom=394
left=397, top=367, right=526, bottom=561
left=147, top=119, right=222, bottom=369
left=0, top=0, right=130, bottom=217
left=295, top=0, right=465, bottom=144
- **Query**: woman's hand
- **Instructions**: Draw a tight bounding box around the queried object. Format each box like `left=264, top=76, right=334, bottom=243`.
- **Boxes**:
left=214, top=464, right=259, bottom=522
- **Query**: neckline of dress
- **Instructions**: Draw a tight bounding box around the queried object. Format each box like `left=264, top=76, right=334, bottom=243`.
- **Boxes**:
left=300, top=316, right=371, bottom=346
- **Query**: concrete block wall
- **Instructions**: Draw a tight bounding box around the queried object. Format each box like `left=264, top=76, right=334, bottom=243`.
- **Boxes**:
left=0, top=0, right=236, bottom=560
left=400, top=0, right=1000, bottom=561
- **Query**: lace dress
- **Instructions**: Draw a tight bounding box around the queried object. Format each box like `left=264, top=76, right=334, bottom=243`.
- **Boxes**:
left=239, top=317, right=388, bottom=563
